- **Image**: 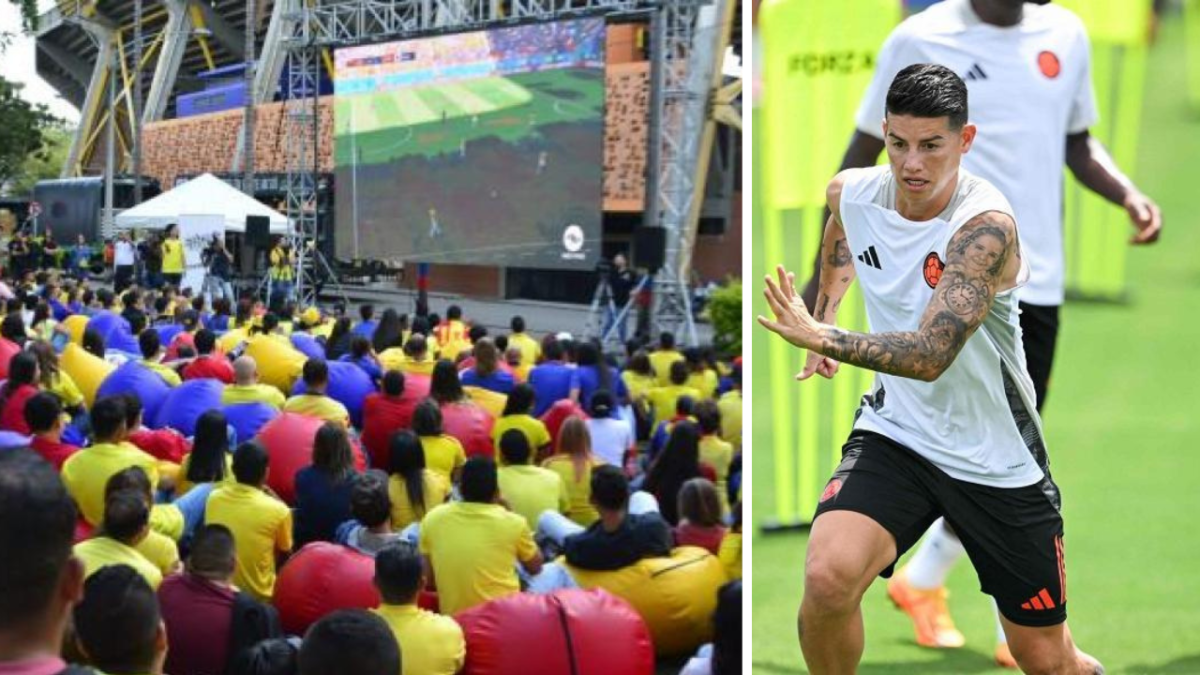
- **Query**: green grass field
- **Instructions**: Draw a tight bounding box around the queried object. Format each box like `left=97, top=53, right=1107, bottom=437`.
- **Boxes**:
left=333, top=68, right=605, bottom=165
left=751, top=15, right=1200, bottom=675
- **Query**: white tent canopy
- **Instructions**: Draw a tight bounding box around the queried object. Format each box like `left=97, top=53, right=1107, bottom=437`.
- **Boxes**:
left=114, top=173, right=291, bottom=233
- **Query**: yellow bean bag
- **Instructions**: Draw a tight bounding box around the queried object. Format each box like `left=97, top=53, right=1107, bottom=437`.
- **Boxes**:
left=217, top=328, right=249, bottom=354
left=563, top=546, right=727, bottom=656
left=464, top=385, right=507, bottom=418
left=244, top=335, right=306, bottom=394
left=62, top=314, right=90, bottom=345
left=59, top=343, right=116, bottom=407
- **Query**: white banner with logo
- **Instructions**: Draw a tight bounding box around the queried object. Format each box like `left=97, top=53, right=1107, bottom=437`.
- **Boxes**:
left=178, top=214, right=224, bottom=294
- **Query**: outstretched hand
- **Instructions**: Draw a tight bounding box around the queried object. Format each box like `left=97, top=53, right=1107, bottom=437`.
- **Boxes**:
left=757, top=265, right=825, bottom=356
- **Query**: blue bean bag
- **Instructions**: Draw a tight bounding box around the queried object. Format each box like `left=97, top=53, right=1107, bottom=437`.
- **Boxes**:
left=152, top=378, right=224, bottom=435
left=96, top=361, right=173, bottom=426
left=155, top=324, right=184, bottom=346
left=290, top=360, right=375, bottom=427
left=291, top=333, right=326, bottom=360
left=62, top=423, right=87, bottom=447
left=223, top=402, right=279, bottom=444
left=0, top=431, right=31, bottom=450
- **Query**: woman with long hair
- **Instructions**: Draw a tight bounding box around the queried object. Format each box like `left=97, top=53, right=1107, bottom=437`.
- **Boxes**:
left=293, top=422, right=360, bottom=545
left=178, top=409, right=233, bottom=495
left=430, top=359, right=467, bottom=404
left=384, top=430, right=449, bottom=530
left=490, top=383, right=550, bottom=463
left=411, top=398, right=466, bottom=484
left=431, top=359, right=493, bottom=457
left=0, top=351, right=40, bottom=433
left=460, top=338, right=514, bottom=395
left=30, top=301, right=58, bottom=343
left=27, top=341, right=85, bottom=413
left=340, top=335, right=382, bottom=383
left=372, top=308, right=408, bottom=354
left=1, top=313, right=28, bottom=346
left=542, top=415, right=600, bottom=526
left=643, top=420, right=702, bottom=525
left=569, top=341, right=628, bottom=417
left=673, top=477, right=727, bottom=554
left=323, top=316, right=354, bottom=360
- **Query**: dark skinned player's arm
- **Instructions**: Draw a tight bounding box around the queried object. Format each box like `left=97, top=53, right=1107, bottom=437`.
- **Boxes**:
left=1065, top=130, right=1162, bottom=243
left=801, top=131, right=887, bottom=309
left=815, top=211, right=1015, bottom=381
left=762, top=211, right=1017, bottom=383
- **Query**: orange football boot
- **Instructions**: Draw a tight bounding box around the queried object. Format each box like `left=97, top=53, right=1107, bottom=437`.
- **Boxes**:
left=886, top=568, right=966, bottom=648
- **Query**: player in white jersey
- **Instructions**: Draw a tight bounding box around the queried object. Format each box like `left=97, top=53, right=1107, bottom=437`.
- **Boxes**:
left=797, top=0, right=1162, bottom=664
left=760, top=65, right=1103, bottom=675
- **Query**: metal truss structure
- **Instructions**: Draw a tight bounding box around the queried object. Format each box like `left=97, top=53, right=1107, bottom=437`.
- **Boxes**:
left=279, top=0, right=738, bottom=337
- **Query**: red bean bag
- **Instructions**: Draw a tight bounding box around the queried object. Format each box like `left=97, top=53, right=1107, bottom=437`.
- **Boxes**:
left=457, top=589, right=654, bottom=675
left=540, top=400, right=589, bottom=448
left=255, top=413, right=367, bottom=504
left=440, top=400, right=495, bottom=458
left=0, top=339, right=20, bottom=379
left=361, top=375, right=432, bottom=466
left=273, top=542, right=381, bottom=635
left=74, top=517, right=93, bottom=544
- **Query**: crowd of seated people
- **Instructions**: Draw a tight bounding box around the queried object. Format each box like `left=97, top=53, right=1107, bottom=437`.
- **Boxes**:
left=0, top=270, right=742, bottom=675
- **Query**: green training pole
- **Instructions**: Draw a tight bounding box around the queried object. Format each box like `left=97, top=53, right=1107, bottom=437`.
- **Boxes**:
left=757, top=0, right=901, bottom=530
left=1057, top=0, right=1150, bottom=302
left=1187, top=0, right=1200, bottom=111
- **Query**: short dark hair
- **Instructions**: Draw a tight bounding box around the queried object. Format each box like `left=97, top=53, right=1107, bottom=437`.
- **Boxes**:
left=350, top=470, right=391, bottom=528
left=233, top=440, right=269, bottom=485
left=659, top=332, right=676, bottom=350
left=25, top=391, right=63, bottom=434
left=91, top=395, right=129, bottom=440
left=298, top=610, right=400, bottom=675
left=138, top=328, right=161, bottom=359
left=543, top=339, right=563, bottom=361
left=102, top=489, right=149, bottom=543
left=194, top=328, right=216, bottom=355
left=359, top=304, right=374, bottom=321
left=188, top=524, right=237, bottom=579
left=122, top=392, right=144, bottom=429
left=669, top=360, right=690, bottom=385
left=381, top=370, right=405, bottom=397
left=73, top=565, right=161, bottom=674
left=0, top=450, right=77, bottom=630
left=227, top=638, right=298, bottom=675
left=498, top=429, right=531, bottom=465
left=303, top=358, right=329, bottom=387
left=374, top=541, right=423, bottom=605
left=885, top=63, right=968, bottom=130
left=105, top=466, right=152, bottom=503
left=510, top=315, right=525, bottom=333
left=590, top=465, right=630, bottom=511
left=695, top=399, right=721, bottom=434
left=411, top=399, right=442, bottom=436
left=445, top=305, right=462, bottom=320
left=467, top=324, right=488, bottom=344
left=676, top=395, right=696, bottom=417
left=460, top=456, right=498, bottom=503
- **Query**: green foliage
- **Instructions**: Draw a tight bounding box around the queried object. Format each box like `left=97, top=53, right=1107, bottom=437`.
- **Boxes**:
left=707, top=277, right=742, bottom=357
left=11, top=0, right=38, bottom=32
left=8, top=124, right=71, bottom=196
left=0, top=76, right=62, bottom=196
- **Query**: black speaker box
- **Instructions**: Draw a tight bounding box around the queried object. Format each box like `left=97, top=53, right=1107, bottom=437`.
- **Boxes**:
left=245, top=215, right=272, bottom=248
left=633, top=227, right=667, bottom=272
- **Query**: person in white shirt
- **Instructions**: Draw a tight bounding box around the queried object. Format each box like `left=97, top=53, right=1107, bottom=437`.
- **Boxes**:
left=113, top=231, right=138, bottom=292
left=760, top=64, right=1103, bottom=675
left=583, top=391, right=635, bottom=469
left=798, top=0, right=1161, bottom=665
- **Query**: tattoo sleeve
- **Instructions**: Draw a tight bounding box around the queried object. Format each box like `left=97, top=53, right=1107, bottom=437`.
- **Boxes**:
left=812, top=214, right=857, bottom=324
left=813, top=211, right=1016, bottom=381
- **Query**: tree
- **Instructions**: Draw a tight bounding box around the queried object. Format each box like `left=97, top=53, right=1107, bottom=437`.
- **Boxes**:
left=0, top=76, right=61, bottom=197
left=9, top=124, right=72, bottom=196
left=9, top=0, right=37, bottom=32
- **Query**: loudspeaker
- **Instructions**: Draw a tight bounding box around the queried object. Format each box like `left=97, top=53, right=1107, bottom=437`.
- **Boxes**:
left=632, top=227, right=666, bottom=272
left=245, top=215, right=272, bottom=248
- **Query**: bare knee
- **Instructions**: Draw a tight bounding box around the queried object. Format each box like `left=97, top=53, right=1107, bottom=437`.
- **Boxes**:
left=802, top=557, right=864, bottom=617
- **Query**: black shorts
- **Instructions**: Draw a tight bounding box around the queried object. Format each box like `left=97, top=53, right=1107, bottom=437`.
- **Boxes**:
left=1019, top=302, right=1060, bottom=411
left=815, top=430, right=1068, bottom=627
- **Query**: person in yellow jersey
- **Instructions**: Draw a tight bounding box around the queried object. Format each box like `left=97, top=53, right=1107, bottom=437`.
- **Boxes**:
left=267, top=236, right=295, bottom=310
left=394, top=333, right=436, bottom=376
left=206, top=440, right=293, bottom=601
left=137, top=329, right=182, bottom=387
left=497, top=430, right=568, bottom=530
left=373, top=541, right=465, bottom=675
left=284, top=358, right=351, bottom=427
left=433, top=305, right=471, bottom=362
left=411, top=400, right=466, bottom=484
left=61, top=396, right=161, bottom=526
left=491, top=384, right=551, bottom=464
left=648, top=331, right=685, bottom=386
left=222, top=356, right=287, bottom=410
left=683, top=348, right=720, bottom=400
left=419, top=457, right=543, bottom=615
left=506, top=315, right=541, bottom=367
left=717, top=364, right=742, bottom=449
left=73, top=489, right=164, bottom=589
left=386, top=431, right=451, bottom=531
left=621, top=350, right=656, bottom=435
left=504, top=346, right=531, bottom=383
left=644, top=360, right=702, bottom=430
left=161, top=223, right=185, bottom=287
left=541, top=416, right=601, bottom=527
left=695, top=401, right=734, bottom=517
left=104, top=468, right=182, bottom=578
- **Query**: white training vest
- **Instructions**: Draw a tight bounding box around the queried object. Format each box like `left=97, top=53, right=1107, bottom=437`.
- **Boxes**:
left=841, top=165, right=1047, bottom=488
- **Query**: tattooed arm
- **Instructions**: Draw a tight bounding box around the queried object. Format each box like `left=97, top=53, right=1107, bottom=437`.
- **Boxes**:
left=795, top=175, right=858, bottom=379
left=759, top=210, right=1018, bottom=382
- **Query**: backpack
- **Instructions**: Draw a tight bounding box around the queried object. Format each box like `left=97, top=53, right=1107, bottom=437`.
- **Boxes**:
left=225, top=590, right=284, bottom=674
